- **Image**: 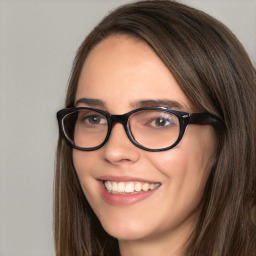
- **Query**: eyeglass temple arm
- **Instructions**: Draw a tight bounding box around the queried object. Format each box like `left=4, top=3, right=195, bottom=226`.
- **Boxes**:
left=189, top=113, right=224, bottom=128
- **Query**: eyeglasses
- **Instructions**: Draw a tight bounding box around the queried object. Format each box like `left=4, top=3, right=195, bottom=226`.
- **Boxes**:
left=57, top=107, right=223, bottom=152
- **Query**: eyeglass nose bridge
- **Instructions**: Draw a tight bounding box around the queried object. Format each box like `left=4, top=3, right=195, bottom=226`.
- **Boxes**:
left=111, top=114, right=127, bottom=124
left=107, top=113, right=132, bottom=141
left=109, top=113, right=129, bottom=131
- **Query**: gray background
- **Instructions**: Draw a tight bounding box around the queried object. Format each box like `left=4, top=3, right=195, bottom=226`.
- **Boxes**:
left=0, top=0, right=255, bottom=255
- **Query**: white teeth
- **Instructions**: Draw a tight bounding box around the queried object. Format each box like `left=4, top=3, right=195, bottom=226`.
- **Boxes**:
left=112, top=181, right=118, bottom=191
left=104, top=181, right=160, bottom=194
left=134, top=182, right=142, bottom=192
left=117, top=182, right=125, bottom=193
left=125, top=182, right=134, bottom=193
left=105, top=181, right=112, bottom=191
left=142, top=183, right=149, bottom=191
left=149, top=183, right=155, bottom=190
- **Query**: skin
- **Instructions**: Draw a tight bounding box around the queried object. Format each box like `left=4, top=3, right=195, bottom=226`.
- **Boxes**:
left=73, top=35, right=217, bottom=256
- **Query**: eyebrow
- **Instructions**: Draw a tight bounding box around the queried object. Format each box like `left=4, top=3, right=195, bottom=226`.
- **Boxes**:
left=75, top=98, right=184, bottom=110
left=75, top=98, right=106, bottom=107
left=130, top=99, right=184, bottom=109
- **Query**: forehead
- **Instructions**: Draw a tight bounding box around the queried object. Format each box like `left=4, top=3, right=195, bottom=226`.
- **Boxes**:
left=76, top=34, right=192, bottom=112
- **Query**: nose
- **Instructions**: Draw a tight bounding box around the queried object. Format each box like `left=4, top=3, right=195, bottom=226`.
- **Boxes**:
left=102, top=122, right=140, bottom=165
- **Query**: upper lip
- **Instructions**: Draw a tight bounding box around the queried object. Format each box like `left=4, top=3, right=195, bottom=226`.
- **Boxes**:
left=97, top=175, right=161, bottom=183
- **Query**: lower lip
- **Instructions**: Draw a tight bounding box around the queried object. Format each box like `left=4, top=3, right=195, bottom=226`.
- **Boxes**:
left=99, top=182, right=159, bottom=206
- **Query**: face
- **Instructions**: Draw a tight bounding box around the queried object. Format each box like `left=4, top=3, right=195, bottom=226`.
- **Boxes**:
left=73, top=35, right=216, bottom=247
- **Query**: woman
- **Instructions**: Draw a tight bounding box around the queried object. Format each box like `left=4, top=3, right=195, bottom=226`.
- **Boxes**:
left=55, top=1, right=256, bottom=255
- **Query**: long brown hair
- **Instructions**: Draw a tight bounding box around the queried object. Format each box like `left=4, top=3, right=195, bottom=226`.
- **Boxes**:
left=54, top=1, right=256, bottom=255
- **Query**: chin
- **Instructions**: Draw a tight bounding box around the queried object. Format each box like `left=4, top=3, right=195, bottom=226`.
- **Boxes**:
left=99, top=215, right=153, bottom=241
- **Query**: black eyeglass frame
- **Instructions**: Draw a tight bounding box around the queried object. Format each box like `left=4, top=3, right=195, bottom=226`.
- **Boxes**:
left=57, top=106, right=224, bottom=152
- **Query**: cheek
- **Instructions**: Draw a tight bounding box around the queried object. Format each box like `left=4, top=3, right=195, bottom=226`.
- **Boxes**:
left=147, top=126, right=216, bottom=207
left=72, top=150, right=99, bottom=195
left=72, top=150, right=97, bottom=174
left=72, top=150, right=107, bottom=216
left=149, top=149, right=209, bottom=201
left=73, top=150, right=86, bottom=180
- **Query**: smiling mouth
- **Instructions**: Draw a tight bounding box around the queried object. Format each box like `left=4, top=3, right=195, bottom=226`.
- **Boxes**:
left=104, top=181, right=161, bottom=194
